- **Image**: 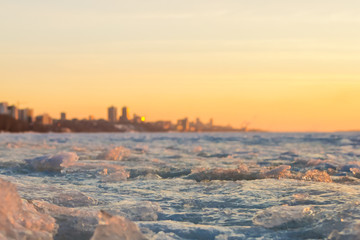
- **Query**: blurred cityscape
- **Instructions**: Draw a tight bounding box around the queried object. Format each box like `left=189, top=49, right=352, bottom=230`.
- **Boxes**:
left=0, top=101, right=256, bottom=133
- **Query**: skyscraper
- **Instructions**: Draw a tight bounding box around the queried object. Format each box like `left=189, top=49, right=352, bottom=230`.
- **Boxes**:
left=209, top=118, right=213, bottom=128
left=0, top=102, right=8, bottom=114
left=35, top=114, right=52, bottom=125
left=61, top=112, right=66, bottom=121
left=17, top=108, right=33, bottom=123
left=7, top=106, right=18, bottom=120
left=177, top=118, right=189, bottom=131
left=108, top=106, right=117, bottom=123
left=18, top=109, right=28, bottom=122
left=120, top=106, right=129, bottom=122
left=27, top=109, right=34, bottom=123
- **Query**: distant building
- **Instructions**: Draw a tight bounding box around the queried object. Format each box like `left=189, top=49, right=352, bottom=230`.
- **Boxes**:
left=154, top=121, right=171, bottom=130
left=0, top=102, right=8, bottom=114
left=120, top=106, right=129, bottom=122
left=195, top=118, right=204, bottom=131
left=133, top=114, right=141, bottom=124
left=7, top=106, right=18, bottom=120
left=177, top=118, right=189, bottom=131
left=27, top=109, right=34, bottom=123
left=89, top=115, right=95, bottom=121
left=208, top=118, right=213, bottom=128
left=61, top=112, right=66, bottom=121
left=108, top=106, right=117, bottom=123
left=18, top=108, right=32, bottom=122
left=36, top=114, right=52, bottom=125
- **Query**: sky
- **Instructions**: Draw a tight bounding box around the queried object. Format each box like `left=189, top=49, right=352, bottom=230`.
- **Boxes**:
left=1, top=0, right=360, bottom=132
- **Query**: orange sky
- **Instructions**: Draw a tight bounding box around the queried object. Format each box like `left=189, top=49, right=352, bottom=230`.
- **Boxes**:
left=1, top=1, right=360, bottom=132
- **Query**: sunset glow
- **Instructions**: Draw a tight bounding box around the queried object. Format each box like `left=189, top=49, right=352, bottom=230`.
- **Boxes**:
left=1, top=0, right=360, bottom=132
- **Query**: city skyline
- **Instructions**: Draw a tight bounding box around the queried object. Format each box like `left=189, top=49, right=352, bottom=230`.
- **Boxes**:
left=1, top=1, right=360, bottom=132
left=0, top=100, right=230, bottom=133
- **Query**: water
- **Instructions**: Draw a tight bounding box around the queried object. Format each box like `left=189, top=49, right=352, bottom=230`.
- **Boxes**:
left=1, top=132, right=360, bottom=239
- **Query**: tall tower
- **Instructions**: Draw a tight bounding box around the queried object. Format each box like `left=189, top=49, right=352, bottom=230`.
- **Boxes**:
left=0, top=102, right=8, bottom=114
left=107, top=106, right=117, bottom=123
left=7, top=106, right=18, bottom=120
left=61, top=112, right=66, bottom=121
left=120, top=106, right=129, bottom=122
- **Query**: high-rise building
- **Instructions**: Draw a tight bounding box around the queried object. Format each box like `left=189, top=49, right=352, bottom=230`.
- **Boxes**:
left=27, top=109, right=34, bottom=123
left=0, top=102, right=8, bottom=114
left=7, top=106, right=18, bottom=120
left=108, top=106, right=117, bottom=123
left=35, top=114, right=52, bottom=125
left=120, top=106, right=129, bottom=122
left=61, top=112, right=66, bottom=121
left=133, top=114, right=141, bottom=124
left=208, top=118, right=213, bottom=128
left=18, top=109, right=29, bottom=122
left=195, top=118, right=203, bottom=130
left=177, top=118, right=189, bottom=131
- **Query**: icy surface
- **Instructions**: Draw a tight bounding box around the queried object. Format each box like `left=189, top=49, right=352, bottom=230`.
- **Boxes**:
left=91, top=211, right=146, bottom=240
left=97, top=146, right=131, bottom=161
left=253, top=205, right=314, bottom=228
left=2, top=132, right=360, bottom=239
left=0, top=178, right=57, bottom=240
left=25, top=152, right=78, bottom=172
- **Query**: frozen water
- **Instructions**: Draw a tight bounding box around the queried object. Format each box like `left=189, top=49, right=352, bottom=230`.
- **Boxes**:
left=104, top=200, right=161, bottom=221
left=1, top=132, right=360, bottom=239
left=91, top=211, right=146, bottom=240
left=32, top=200, right=98, bottom=239
left=0, top=178, right=57, bottom=240
left=97, top=146, right=131, bottom=161
left=25, top=152, right=78, bottom=172
left=301, top=169, right=332, bottom=182
left=52, top=191, right=98, bottom=207
left=253, top=205, right=314, bottom=228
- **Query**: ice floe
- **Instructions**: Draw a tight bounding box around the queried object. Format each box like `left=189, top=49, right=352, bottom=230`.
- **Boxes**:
left=0, top=178, right=57, bottom=240
left=91, top=211, right=146, bottom=240
left=97, top=146, right=131, bottom=161
left=253, top=205, right=314, bottom=228
left=25, top=152, right=78, bottom=172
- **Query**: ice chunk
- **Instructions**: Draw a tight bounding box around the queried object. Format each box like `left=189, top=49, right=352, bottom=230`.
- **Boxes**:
left=262, top=165, right=292, bottom=179
left=253, top=205, right=314, bottom=228
left=97, top=146, right=131, bottom=161
left=138, top=221, right=234, bottom=240
left=32, top=200, right=98, bottom=240
left=0, top=178, right=57, bottom=240
left=328, top=219, right=360, bottom=240
left=192, top=146, right=203, bottom=153
left=350, top=168, right=360, bottom=178
left=292, top=193, right=310, bottom=202
left=90, top=211, right=146, bottom=240
left=148, top=231, right=183, bottom=240
left=135, top=173, right=162, bottom=180
left=52, top=191, right=98, bottom=207
left=25, top=152, right=78, bottom=172
left=279, top=151, right=299, bottom=160
left=101, top=171, right=130, bottom=182
left=302, top=169, right=332, bottom=183
left=188, top=165, right=294, bottom=182
left=105, top=200, right=162, bottom=221
left=99, top=164, right=130, bottom=182
left=340, top=162, right=360, bottom=172
left=61, top=161, right=130, bottom=182
left=187, top=167, right=257, bottom=182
